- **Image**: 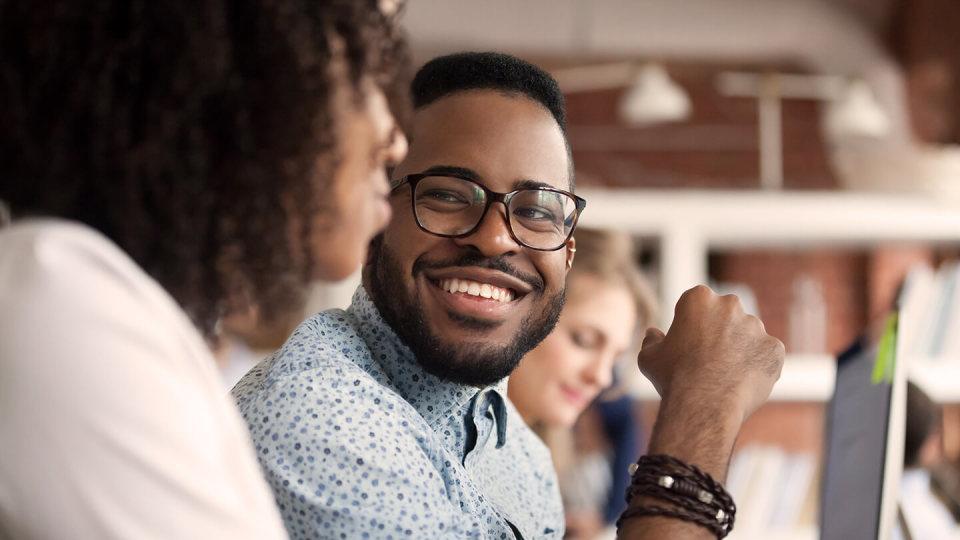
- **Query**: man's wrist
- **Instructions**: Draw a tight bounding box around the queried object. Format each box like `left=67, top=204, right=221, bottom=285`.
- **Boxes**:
left=646, top=391, right=745, bottom=481
left=618, top=455, right=737, bottom=538
left=659, top=377, right=750, bottom=422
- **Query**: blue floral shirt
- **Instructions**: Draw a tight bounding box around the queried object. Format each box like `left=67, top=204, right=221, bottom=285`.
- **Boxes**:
left=232, top=287, right=564, bottom=539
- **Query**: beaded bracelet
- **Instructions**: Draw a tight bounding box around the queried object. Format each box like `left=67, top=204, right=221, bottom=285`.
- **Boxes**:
left=615, top=454, right=737, bottom=539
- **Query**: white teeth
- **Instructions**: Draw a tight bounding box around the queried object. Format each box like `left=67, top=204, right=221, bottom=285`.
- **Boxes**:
left=436, top=278, right=515, bottom=303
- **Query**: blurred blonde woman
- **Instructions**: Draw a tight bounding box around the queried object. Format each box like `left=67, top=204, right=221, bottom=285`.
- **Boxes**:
left=508, top=227, right=658, bottom=540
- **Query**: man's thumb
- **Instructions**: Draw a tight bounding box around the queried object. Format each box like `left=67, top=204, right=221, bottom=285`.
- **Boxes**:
left=641, top=327, right=665, bottom=349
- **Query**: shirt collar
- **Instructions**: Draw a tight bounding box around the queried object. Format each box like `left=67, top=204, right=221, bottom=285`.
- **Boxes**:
left=347, top=286, right=510, bottom=451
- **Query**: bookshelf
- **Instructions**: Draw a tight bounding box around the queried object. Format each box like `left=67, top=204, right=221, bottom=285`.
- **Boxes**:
left=578, top=189, right=960, bottom=315
left=579, top=188, right=960, bottom=403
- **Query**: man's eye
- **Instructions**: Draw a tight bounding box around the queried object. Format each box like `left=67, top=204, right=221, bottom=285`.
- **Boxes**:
left=513, top=206, right=559, bottom=221
left=420, top=190, right=468, bottom=204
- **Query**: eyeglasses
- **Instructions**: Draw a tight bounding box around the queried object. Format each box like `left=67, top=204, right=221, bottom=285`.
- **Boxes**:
left=391, top=173, right=587, bottom=251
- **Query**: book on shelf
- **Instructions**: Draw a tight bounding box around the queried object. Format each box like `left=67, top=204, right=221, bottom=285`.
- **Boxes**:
left=901, top=262, right=960, bottom=361
left=766, top=452, right=816, bottom=530
left=725, top=445, right=817, bottom=539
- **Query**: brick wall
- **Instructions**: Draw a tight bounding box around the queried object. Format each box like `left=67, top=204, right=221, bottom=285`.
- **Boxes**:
left=709, top=249, right=868, bottom=355
left=562, top=63, right=870, bottom=354
left=565, top=63, right=838, bottom=190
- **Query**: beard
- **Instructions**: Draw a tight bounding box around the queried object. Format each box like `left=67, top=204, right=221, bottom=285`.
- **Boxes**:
left=365, top=236, right=565, bottom=387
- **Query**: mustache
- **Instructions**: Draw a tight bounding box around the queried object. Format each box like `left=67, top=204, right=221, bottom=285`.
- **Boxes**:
left=412, top=251, right=545, bottom=293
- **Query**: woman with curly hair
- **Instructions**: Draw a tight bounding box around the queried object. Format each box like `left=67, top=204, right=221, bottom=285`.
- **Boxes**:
left=0, top=0, right=408, bottom=537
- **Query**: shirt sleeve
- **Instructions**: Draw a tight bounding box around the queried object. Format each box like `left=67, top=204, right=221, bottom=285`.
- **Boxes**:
left=237, top=368, right=486, bottom=539
left=0, top=225, right=288, bottom=539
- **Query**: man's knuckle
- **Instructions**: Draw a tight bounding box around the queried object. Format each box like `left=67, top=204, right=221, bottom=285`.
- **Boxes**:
left=685, top=285, right=712, bottom=300
left=721, top=293, right=740, bottom=305
left=771, top=337, right=786, bottom=356
left=719, top=294, right=741, bottom=314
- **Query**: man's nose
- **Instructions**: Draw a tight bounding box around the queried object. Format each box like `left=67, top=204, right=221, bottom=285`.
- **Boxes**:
left=452, top=202, right=522, bottom=258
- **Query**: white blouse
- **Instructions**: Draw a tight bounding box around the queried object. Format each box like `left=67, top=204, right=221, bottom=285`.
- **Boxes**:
left=0, top=220, right=287, bottom=539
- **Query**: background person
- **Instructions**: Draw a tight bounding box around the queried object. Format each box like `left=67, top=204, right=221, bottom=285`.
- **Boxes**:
left=0, top=1, right=407, bottom=537
left=896, top=381, right=959, bottom=539
left=508, top=227, right=658, bottom=539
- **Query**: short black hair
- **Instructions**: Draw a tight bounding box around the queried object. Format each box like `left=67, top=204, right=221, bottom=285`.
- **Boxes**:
left=412, top=51, right=565, bottom=130
left=410, top=52, right=574, bottom=188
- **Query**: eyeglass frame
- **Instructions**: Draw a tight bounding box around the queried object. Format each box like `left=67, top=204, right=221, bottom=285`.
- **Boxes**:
left=390, top=172, right=588, bottom=252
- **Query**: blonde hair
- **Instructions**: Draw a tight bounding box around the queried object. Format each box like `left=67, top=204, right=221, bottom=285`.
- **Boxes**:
left=533, top=228, right=658, bottom=470
left=569, top=227, right=658, bottom=328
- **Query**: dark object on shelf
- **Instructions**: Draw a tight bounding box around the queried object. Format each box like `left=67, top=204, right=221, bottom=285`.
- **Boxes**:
left=932, top=461, right=960, bottom=522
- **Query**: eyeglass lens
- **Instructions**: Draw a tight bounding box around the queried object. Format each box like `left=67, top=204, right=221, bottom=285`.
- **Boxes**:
left=412, top=175, right=576, bottom=250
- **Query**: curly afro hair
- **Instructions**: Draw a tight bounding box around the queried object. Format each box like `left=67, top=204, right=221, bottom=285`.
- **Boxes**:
left=0, top=0, right=410, bottom=338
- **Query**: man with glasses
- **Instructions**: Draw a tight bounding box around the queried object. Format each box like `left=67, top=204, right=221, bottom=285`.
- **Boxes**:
left=234, top=52, right=783, bottom=539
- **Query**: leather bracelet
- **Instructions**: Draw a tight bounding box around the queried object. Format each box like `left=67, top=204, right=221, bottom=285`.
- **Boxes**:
left=616, top=454, right=736, bottom=539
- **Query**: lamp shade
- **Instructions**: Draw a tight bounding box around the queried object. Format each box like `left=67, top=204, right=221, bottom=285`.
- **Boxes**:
left=619, top=63, right=691, bottom=126
left=825, top=80, right=890, bottom=139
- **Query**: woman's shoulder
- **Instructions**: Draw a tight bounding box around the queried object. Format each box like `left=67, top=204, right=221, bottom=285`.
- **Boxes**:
left=0, top=218, right=208, bottom=365
left=0, top=219, right=287, bottom=539
left=0, top=219, right=152, bottom=291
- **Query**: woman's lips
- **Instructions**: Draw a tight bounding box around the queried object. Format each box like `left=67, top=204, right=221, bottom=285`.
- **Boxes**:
left=559, top=384, right=590, bottom=408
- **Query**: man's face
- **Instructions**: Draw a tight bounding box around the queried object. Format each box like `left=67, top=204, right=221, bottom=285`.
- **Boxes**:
left=365, top=90, right=575, bottom=387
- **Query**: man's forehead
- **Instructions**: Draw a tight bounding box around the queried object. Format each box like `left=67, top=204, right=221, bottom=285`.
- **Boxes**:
left=409, top=164, right=559, bottom=193
left=400, top=90, right=570, bottom=190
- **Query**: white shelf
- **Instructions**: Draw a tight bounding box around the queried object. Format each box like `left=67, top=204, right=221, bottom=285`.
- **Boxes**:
left=578, top=189, right=960, bottom=247
left=628, top=354, right=836, bottom=402
left=628, top=353, right=960, bottom=403
left=906, top=360, right=960, bottom=403
left=728, top=526, right=817, bottom=540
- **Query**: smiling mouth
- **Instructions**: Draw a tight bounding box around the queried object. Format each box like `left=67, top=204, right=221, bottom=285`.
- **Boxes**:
left=434, top=278, right=518, bottom=303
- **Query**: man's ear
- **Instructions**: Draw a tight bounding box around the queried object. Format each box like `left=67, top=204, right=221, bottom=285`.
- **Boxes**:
left=361, top=234, right=383, bottom=289
left=365, top=233, right=384, bottom=266
left=565, top=236, right=576, bottom=271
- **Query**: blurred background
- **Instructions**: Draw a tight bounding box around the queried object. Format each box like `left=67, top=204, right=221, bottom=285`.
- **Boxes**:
left=296, top=1, right=960, bottom=538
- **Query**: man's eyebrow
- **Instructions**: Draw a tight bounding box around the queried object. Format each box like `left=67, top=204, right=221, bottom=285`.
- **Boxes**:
left=515, top=179, right=558, bottom=191
left=412, top=167, right=562, bottom=192
left=419, top=165, right=482, bottom=181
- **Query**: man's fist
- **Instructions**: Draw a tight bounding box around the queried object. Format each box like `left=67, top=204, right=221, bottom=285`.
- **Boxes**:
left=638, top=285, right=785, bottom=422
